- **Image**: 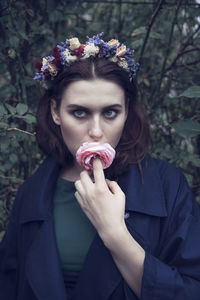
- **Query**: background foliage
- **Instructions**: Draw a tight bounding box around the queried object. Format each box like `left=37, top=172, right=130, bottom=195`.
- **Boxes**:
left=0, top=0, right=200, bottom=241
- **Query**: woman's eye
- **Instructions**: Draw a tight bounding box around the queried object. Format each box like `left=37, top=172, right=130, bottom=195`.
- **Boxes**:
left=73, top=110, right=87, bottom=118
left=104, top=110, right=118, bottom=119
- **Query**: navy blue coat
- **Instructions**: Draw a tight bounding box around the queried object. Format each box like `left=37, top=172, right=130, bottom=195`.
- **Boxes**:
left=0, top=155, right=200, bottom=299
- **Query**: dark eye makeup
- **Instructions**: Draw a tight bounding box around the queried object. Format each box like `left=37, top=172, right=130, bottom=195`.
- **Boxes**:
left=73, top=110, right=87, bottom=118
left=71, top=109, right=119, bottom=119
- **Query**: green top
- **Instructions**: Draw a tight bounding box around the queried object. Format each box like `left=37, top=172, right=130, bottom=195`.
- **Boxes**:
left=53, top=177, right=96, bottom=298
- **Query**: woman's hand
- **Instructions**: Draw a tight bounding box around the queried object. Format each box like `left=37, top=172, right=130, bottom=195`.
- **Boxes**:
left=75, top=158, right=145, bottom=298
left=74, top=158, right=126, bottom=240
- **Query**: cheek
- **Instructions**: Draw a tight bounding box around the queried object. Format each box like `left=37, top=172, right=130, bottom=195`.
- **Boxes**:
left=59, top=115, right=77, bottom=134
left=116, top=115, right=127, bottom=132
left=108, top=118, right=126, bottom=144
left=60, top=122, right=83, bottom=141
left=59, top=119, right=85, bottom=152
left=59, top=121, right=71, bottom=138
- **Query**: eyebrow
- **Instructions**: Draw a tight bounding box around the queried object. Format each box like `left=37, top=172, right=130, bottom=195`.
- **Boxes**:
left=66, top=104, right=123, bottom=109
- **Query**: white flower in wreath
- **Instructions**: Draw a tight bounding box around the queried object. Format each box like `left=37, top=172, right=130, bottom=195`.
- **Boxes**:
left=69, top=37, right=81, bottom=50
left=82, top=43, right=99, bottom=59
left=63, top=49, right=77, bottom=64
left=41, top=58, right=49, bottom=72
left=108, top=56, right=118, bottom=63
left=41, top=58, right=57, bottom=76
left=107, top=39, right=120, bottom=47
left=117, top=58, right=129, bottom=70
left=116, top=45, right=126, bottom=57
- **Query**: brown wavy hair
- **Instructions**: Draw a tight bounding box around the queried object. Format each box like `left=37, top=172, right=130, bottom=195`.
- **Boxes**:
left=36, top=57, right=150, bottom=179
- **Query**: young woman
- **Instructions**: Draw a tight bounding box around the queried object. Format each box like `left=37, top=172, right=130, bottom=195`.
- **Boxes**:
left=0, top=33, right=200, bottom=300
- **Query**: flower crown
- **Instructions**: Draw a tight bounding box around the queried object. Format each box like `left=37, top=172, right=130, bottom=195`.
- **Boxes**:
left=34, top=32, right=138, bottom=83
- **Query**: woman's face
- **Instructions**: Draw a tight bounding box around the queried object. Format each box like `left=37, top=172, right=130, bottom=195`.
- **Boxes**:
left=51, top=79, right=128, bottom=160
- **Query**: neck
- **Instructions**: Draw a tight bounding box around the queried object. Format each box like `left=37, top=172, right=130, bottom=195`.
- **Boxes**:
left=60, top=162, right=85, bottom=182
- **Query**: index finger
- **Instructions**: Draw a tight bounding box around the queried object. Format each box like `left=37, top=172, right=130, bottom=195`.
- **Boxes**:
left=93, top=158, right=106, bottom=185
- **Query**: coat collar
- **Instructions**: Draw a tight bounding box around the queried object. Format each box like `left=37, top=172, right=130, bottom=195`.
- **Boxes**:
left=118, top=154, right=167, bottom=217
left=19, top=154, right=167, bottom=224
left=19, top=156, right=60, bottom=224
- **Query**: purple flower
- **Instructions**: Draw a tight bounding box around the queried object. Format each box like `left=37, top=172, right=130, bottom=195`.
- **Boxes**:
left=33, top=72, right=45, bottom=81
left=46, top=56, right=54, bottom=62
left=87, top=32, right=104, bottom=45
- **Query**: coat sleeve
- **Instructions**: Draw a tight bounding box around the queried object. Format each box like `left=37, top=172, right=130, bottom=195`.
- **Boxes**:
left=0, top=186, right=23, bottom=299
left=141, top=166, right=200, bottom=300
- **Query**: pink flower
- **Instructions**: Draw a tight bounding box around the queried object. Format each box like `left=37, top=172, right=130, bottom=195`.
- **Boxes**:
left=76, top=142, right=115, bottom=170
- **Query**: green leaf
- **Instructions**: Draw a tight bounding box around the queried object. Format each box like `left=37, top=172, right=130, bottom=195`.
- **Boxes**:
left=16, top=103, right=28, bottom=116
left=132, top=39, right=144, bottom=48
left=22, top=114, right=36, bottom=124
left=23, top=76, right=35, bottom=87
left=143, top=78, right=150, bottom=87
left=0, top=104, right=8, bottom=116
left=0, top=137, right=10, bottom=151
left=9, top=36, right=20, bottom=48
left=26, top=9, right=34, bottom=17
left=150, top=31, right=164, bottom=40
left=172, top=120, right=200, bottom=138
left=2, top=161, right=13, bottom=171
left=0, top=84, right=16, bottom=99
left=5, top=104, right=16, bottom=115
left=179, top=86, right=200, bottom=98
left=190, top=155, right=200, bottom=167
left=18, top=30, right=28, bottom=40
left=9, top=153, right=18, bottom=164
left=0, top=122, right=8, bottom=129
left=131, top=26, right=146, bottom=37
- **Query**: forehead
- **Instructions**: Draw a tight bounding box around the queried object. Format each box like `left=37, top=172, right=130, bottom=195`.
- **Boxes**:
left=62, top=79, right=125, bottom=106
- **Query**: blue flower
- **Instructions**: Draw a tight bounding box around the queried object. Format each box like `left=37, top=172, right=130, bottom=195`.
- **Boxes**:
left=46, top=56, right=54, bottom=62
left=87, top=32, right=104, bottom=45
left=42, top=63, right=48, bottom=71
left=33, top=72, right=45, bottom=81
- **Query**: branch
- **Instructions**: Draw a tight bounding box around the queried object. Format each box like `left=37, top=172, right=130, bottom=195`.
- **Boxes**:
left=147, top=47, right=200, bottom=77
left=69, top=0, right=200, bottom=6
left=176, top=59, right=200, bottom=68
left=138, top=0, right=165, bottom=66
left=117, top=0, right=123, bottom=38
left=7, top=128, right=36, bottom=136
left=178, top=23, right=200, bottom=56
left=152, top=12, right=200, bottom=80
left=166, top=48, right=200, bottom=71
left=157, top=0, right=183, bottom=93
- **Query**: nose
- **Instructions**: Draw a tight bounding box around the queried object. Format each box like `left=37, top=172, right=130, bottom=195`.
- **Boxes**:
left=88, top=115, right=103, bottom=141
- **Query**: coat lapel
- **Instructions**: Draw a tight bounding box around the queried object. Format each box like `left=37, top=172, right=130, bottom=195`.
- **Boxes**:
left=25, top=219, right=67, bottom=300
left=72, top=233, right=123, bottom=300
left=118, top=155, right=167, bottom=217
left=19, top=157, right=67, bottom=299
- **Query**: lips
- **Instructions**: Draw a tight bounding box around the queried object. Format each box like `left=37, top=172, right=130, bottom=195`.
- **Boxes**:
left=76, top=142, right=116, bottom=170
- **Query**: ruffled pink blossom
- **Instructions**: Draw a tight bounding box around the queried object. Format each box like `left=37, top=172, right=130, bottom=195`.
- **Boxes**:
left=76, top=142, right=115, bottom=170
